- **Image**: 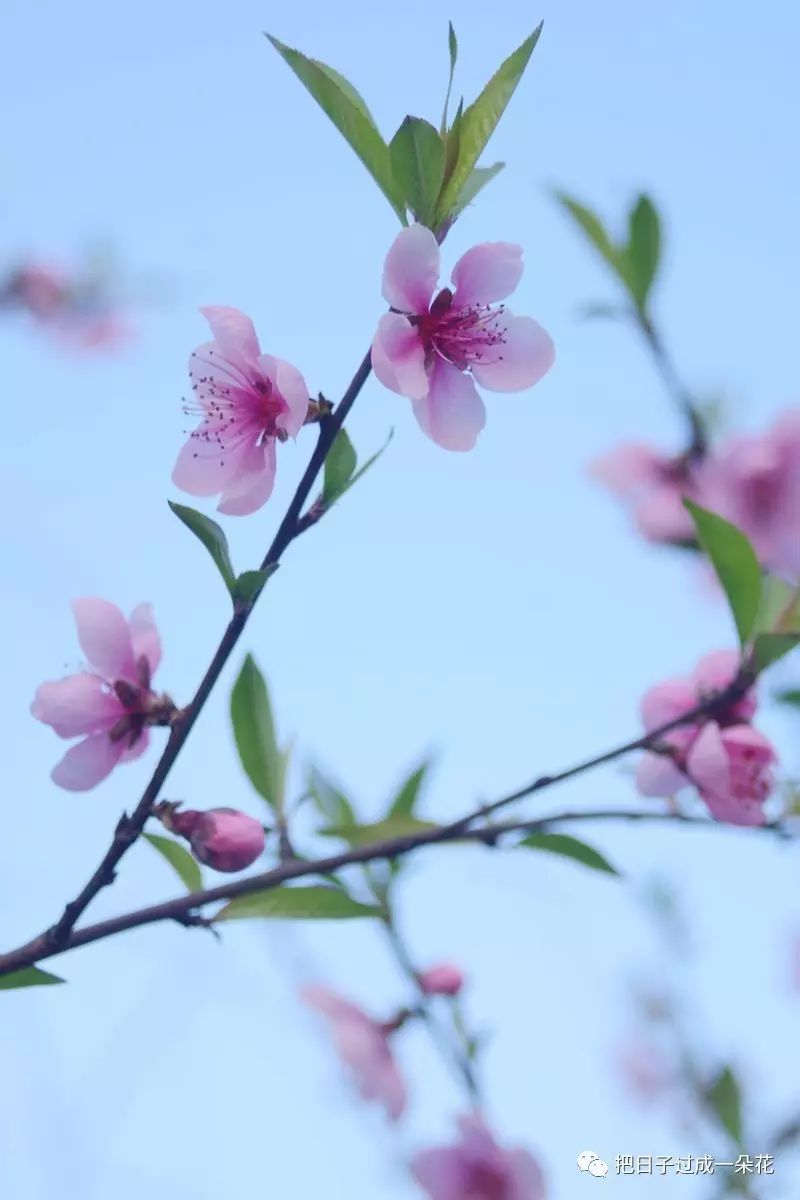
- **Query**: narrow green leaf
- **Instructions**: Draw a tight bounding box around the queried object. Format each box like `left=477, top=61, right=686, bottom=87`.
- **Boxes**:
left=0, top=966, right=65, bottom=990
left=554, top=191, right=623, bottom=276
left=390, top=117, right=446, bottom=227
left=755, top=575, right=800, bottom=635
left=340, top=428, right=393, bottom=497
left=230, top=655, right=283, bottom=811
left=441, top=98, right=464, bottom=189
left=143, top=832, right=203, bottom=893
left=706, top=1066, right=744, bottom=1146
left=308, top=767, right=357, bottom=827
left=450, top=162, right=505, bottom=219
left=389, top=761, right=431, bottom=817
left=320, top=814, right=438, bottom=846
left=684, top=501, right=763, bottom=646
left=775, top=687, right=800, bottom=709
left=519, top=832, right=620, bottom=876
left=441, top=22, right=459, bottom=133
left=169, top=501, right=236, bottom=595
left=627, top=193, right=661, bottom=310
left=322, top=428, right=358, bottom=504
left=751, top=633, right=800, bottom=674
left=216, top=885, right=382, bottom=921
left=233, top=565, right=278, bottom=604
left=266, top=36, right=405, bottom=220
left=435, top=24, right=542, bottom=226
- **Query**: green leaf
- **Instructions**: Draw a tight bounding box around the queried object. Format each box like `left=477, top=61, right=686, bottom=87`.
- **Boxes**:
left=755, top=575, right=800, bottom=635
left=389, top=761, right=431, bottom=817
left=684, top=501, right=763, bottom=646
left=216, top=885, right=382, bottom=921
left=0, top=966, right=65, bottom=990
left=230, top=655, right=283, bottom=811
left=775, top=687, right=800, bottom=709
left=233, top=565, right=278, bottom=604
left=308, top=766, right=357, bottom=827
left=751, top=633, right=800, bottom=674
left=143, top=832, right=203, bottom=893
left=519, top=832, right=620, bottom=876
left=441, top=21, right=459, bottom=133
left=340, top=428, right=393, bottom=496
left=266, top=36, right=405, bottom=221
left=435, top=24, right=542, bottom=227
left=706, top=1066, right=744, bottom=1146
left=441, top=98, right=464, bottom=188
left=322, top=428, right=358, bottom=505
left=626, top=193, right=661, bottom=310
left=450, top=162, right=505, bottom=220
left=554, top=191, right=622, bottom=275
left=390, top=117, right=446, bottom=227
left=169, top=501, right=236, bottom=595
left=320, top=814, right=438, bottom=846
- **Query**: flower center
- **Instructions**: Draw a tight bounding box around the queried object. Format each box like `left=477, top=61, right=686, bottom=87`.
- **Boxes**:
left=184, top=355, right=288, bottom=466
left=415, top=287, right=507, bottom=372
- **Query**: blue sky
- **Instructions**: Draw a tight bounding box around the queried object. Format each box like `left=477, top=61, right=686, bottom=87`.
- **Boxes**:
left=1, top=0, right=799, bottom=1196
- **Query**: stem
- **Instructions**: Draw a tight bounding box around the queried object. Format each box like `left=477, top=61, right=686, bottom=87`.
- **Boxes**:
left=42, top=349, right=372, bottom=950
left=636, top=314, right=708, bottom=458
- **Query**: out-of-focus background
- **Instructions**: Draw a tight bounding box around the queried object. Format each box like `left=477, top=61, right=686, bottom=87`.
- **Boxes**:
left=1, top=0, right=798, bottom=1195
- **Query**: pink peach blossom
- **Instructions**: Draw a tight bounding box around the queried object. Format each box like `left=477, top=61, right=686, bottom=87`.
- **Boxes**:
left=590, top=442, right=700, bottom=544
left=702, top=409, right=800, bottom=578
left=302, top=985, right=406, bottom=1120
left=411, top=1115, right=546, bottom=1200
left=371, top=226, right=554, bottom=451
left=418, top=963, right=465, bottom=997
left=617, top=1041, right=675, bottom=1103
left=173, top=306, right=309, bottom=515
left=169, top=807, right=265, bottom=872
left=31, top=599, right=165, bottom=792
left=635, top=650, right=776, bottom=825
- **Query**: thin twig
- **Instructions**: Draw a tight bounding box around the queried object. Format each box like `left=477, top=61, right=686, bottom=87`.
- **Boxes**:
left=636, top=315, right=708, bottom=458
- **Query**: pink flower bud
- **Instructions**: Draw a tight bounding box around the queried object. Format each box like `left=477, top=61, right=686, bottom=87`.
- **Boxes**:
left=417, top=963, right=465, bottom=997
left=171, top=807, right=265, bottom=872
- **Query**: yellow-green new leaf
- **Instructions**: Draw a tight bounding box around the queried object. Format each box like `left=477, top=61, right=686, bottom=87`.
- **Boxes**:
left=230, top=655, right=283, bottom=812
left=684, top=500, right=763, bottom=646
left=216, top=885, right=383, bottom=921
left=144, top=833, right=203, bottom=893
left=0, top=966, right=65, bottom=990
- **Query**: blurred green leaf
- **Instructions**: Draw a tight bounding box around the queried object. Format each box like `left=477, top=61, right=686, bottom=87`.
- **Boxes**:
left=555, top=191, right=623, bottom=276
left=775, top=687, right=800, bottom=709
left=216, top=885, right=382, bottom=921
left=322, top=429, right=358, bottom=505
left=0, top=966, right=64, bottom=990
left=143, top=832, right=203, bottom=893
left=519, top=832, right=620, bottom=876
left=389, top=761, right=431, bottom=817
left=706, top=1066, right=744, bottom=1146
left=308, top=766, right=357, bottom=828
left=320, top=814, right=438, bottom=846
left=435, top=24, right=542, bottom=227
left=169, top=502, right=236, bottom=595
left=390, top=117, right=446, bottom=227
left=577, top=301, right=625, bottom=322
left=233, top=565, right=278, bottom=604
left=684, top=501, right=763, bottom=646
left=751, top=633, right=800, bottom=674
left=230, top=655, right=283, bottom=811
left=266, top=36, right=405, bottom=221
left=627, top=193, right=661, bottom=309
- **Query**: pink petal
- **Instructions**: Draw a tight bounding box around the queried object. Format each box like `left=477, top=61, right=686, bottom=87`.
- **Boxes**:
left=589, top=443, right=664, bottom=496
left=412, top=359, right=486, bottom=451
left=371, top=313, right=429, bottom=399
left=189, top=341, right=255, bottom=401
left=199, top=305, right=260, bottom=363
left=382, top=225, right=440, bottom=314
left=507, top=1148, right=547, bottom=1200
left=451, top=242, right=524, bottom=307
left=31, top=673, right=120, bottom=738
left=51, top=733, right=124, bottom=791
left=634, top=485, right=695, bottom=543
left=172, top=422, right=254, bottom=496
left=471, top=314, right=555, bottom=393
left=692, top=650, right=741, bottom=694
left=217, top=440, right=277, bottom=516
left=411, top=1147, right=462, bottom=1198
left=129, top=604, right=161, bottom=677
left=635, top=751, right=688, bottom=798
left=685, top=722, right=730, bottom=796
left=119, top=729, right=150, bottom=763
left=270, top=357, right=309, bottom=438
left=640, top=678, right=697, bottom=731
left=302, top=984, right=365, bottom=1025
left=72, top=598, right=136, bottom=682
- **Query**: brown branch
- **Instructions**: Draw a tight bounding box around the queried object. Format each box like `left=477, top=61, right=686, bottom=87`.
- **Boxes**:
left=636, top=315, right=708, bottom=459
left=40, top=349, right=373, bottom=951
left=0, top=669, right=785, bottom=979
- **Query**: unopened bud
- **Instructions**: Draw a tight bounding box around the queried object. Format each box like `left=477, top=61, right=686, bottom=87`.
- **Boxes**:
left=169, top=806, right=265, bottom=872
left=417, top=963, right=464, bottom=997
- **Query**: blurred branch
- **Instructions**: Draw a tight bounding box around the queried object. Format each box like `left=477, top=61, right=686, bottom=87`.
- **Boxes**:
left=635, top=314, right=708, bottom=458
